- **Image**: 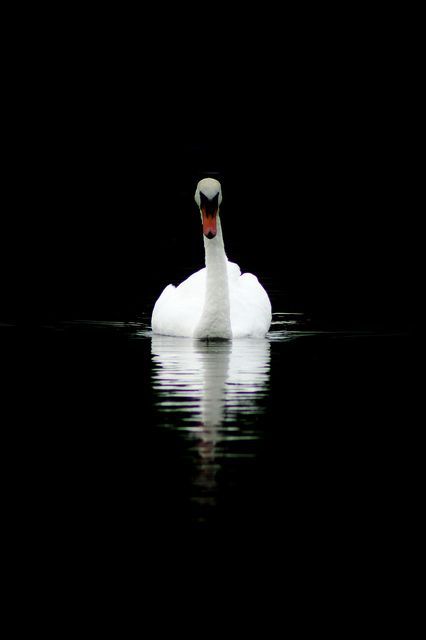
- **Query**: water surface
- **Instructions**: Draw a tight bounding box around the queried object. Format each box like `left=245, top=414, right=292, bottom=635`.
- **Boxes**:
left=1, top=313, right=411, bottom=545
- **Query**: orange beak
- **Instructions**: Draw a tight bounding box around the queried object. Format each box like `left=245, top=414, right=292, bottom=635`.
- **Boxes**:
left=202, top=206, right=218, bottom=239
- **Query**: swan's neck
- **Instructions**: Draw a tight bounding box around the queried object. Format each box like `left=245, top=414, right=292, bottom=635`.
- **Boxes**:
left=194, top=216, right=232, bottom=339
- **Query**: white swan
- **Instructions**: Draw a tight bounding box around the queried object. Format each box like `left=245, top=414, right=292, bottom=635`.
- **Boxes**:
left=151, top=178, right=272, bottom=339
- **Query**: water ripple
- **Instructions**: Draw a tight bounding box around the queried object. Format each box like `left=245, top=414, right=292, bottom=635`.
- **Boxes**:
left=151, top=335, right=271, bottom=515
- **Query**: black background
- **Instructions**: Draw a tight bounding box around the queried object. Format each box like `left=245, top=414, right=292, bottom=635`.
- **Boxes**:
left=1, top=14, right=413, bottom=329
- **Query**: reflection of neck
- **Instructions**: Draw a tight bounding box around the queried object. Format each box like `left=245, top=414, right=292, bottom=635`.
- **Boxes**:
left=195, top=216, right=232, bottom=339
left=200, top=341, right=230, bottom=431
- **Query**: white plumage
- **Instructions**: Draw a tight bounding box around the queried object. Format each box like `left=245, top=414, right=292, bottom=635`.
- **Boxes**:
left=151, top=178, right=271, bottom=339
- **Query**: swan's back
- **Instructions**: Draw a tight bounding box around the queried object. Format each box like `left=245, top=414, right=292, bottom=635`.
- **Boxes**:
left=151, top=261, right=271, bottom=339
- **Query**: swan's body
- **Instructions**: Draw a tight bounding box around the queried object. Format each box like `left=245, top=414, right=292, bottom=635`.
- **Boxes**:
left=151, top=178, right=271, bottom=339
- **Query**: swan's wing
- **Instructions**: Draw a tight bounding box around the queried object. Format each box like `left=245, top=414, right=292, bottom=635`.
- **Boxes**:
left=151, top=268, right=206, bottom=337
left=227, top=261, right=242, bottom=281
left=228, top=266, right=272, bottom=338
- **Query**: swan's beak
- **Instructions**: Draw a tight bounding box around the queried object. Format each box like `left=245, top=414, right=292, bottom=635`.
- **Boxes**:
left=201, top=206, right=218, bottom=239
left=199, top=191, right=220, bottom=239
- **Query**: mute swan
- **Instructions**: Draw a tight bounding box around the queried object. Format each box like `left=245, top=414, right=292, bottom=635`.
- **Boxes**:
left=151, top=178, right=272, bottom=339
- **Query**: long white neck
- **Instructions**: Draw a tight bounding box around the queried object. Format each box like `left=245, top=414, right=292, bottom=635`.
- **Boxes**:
left=194, top=216, right=232, bottom=339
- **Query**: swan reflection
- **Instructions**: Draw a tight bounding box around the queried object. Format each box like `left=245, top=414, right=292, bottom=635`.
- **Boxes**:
left=151, top=336, right=270, bottom=510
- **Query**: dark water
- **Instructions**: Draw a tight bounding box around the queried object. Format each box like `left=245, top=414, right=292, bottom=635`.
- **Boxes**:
left=2, top=313, right=412, bottom=558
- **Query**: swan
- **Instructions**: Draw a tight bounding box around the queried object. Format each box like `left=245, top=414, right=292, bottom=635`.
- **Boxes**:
left=151, top=178, right=272, bottom=339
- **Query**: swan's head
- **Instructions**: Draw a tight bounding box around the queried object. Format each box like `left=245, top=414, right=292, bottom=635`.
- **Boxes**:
left=194, top=178, right=222, bottom=240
